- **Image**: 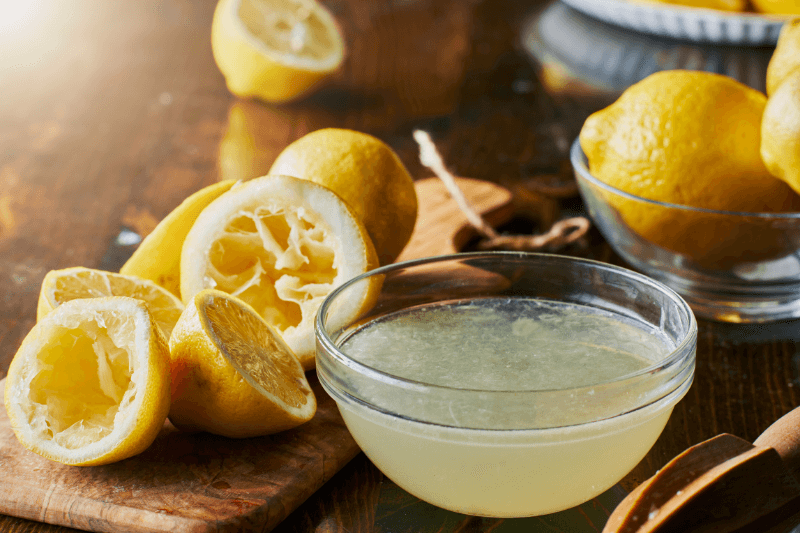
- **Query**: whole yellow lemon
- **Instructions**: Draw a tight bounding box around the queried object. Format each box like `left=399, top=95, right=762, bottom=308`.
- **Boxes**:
left=766, top=18, right=800, bottom=96
left=751, top=0, right=800, bottom=15
left=580, top=70, right=800, bottom=267
left=761, top=69, right=800, bottom=194
left=211, top=0, right=345, bottom=104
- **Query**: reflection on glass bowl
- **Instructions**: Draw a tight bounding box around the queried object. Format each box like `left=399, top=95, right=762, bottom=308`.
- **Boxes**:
left=572, top=138, right=800, bottom=323
left=521, top=1, right=772, bottom=105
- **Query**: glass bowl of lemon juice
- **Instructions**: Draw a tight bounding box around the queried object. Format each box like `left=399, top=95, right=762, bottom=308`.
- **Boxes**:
left=315, top=252, right=696, bottom=517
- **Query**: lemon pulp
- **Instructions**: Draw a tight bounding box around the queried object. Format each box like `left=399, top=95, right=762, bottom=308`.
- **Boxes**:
left=27, top=315, right=139, bottom=449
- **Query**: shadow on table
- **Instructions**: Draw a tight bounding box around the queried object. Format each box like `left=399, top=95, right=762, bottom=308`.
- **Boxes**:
left=374, top=480, right=627, bottom=532
left=703, top=318, right=800, bottom=345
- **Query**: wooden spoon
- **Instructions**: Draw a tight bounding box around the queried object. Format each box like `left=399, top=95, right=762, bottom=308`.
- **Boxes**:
left=603, top=406, right=800, bottom=533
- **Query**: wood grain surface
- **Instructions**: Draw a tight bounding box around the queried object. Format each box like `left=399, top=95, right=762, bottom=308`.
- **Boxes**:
left=0, top=177, right=512, bottom=532
left=1, top=0, right=799, bottom=532
left=0, top=376, right=359, bottom=533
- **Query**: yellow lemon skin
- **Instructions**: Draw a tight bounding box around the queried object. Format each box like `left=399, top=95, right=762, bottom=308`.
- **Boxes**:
left=211, top=0, right=345, bottom=104
left=628, top=0, right=746, bottom=11
left=762, top=69, right=800, bottom=194
left=4, top=297, right=171, bottom=466
left=580, top=70, right=800, bottom=268
left=168, top=290, right=316, bottom=438
left=581, top=70, right=797, bottom=213
left=269, top=128, right=418, bottom=265
left=767, top=18, right=800, bottom=96
left=752, top=0, right=800, bottom=14
left=120, top=180, right=236, bottom=298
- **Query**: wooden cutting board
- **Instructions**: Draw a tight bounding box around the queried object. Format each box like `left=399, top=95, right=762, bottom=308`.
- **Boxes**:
left=0, top=177, right=514, bottom=533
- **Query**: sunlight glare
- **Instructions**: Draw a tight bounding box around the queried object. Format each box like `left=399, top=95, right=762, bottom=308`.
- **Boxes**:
left=0, top=0, right=38, bottom=35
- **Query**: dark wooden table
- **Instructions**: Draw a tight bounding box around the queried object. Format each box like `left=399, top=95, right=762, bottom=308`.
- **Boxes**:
left=1, top=0, right=799, bottom=531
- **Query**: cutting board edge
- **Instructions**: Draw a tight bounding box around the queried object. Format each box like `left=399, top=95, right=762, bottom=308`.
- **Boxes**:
left=0, top=482, right=211, bottom=533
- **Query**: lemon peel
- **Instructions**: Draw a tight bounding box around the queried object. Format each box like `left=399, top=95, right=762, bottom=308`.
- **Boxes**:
left=168, top=289, right=316, bottom=438
left=629, top=0, right=746, bottom=11
left=4, top=297, right=171, bottom=466
left=751, top=0, right=800, bottom=15
left=762, top=69, right=800, bottom=194
left=120, top=180, right=237, bottom=298
left=269, top=128, right=418, bottom=265
left=766, top=18, right=800, bottom=96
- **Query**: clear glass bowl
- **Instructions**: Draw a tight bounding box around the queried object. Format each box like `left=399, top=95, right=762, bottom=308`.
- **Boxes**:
left=315, top=252, right=696, bottom=517
left=572, top=138, right=800, bottom=323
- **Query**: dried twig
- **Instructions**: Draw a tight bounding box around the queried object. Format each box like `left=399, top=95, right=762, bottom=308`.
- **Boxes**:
left=413, top=130, right=499, bottom=240
left=413, top=129, right=590, bottom=253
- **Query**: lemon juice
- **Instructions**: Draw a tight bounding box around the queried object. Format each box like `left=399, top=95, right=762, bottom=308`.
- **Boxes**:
left=334, top=297, right=680, bottom=516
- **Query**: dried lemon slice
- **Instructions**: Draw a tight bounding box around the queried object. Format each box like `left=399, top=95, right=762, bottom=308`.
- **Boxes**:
left=168, top=289, right=315, bottom=438
left=179, top=174, right=378, bottom=369
left=4, top=297, right=171, bottom=466
left=37, top=267, right=185, bottom=339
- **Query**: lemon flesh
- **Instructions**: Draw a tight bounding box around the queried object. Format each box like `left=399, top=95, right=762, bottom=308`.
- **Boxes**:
left=4, top=297, right=171, bottom=466
left=168, top=289, right=316, bottom=438
left=211, top=0, right=345, bottom=103
left=180, top=175, right=378, bottom=369
left=269, top=128, right=418, bottom=265
left=37, top=267, right=185, bottom=339
left=120, top=180, right=237, bottom=299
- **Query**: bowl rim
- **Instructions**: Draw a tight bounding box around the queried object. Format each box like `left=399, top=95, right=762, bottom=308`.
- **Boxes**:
left=570, top=137, right=800, bottom=219
left=316, top=251, right=697, bottom=395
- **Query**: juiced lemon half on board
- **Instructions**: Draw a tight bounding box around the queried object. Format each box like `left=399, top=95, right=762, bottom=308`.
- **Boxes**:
left=120, top=180, right=237, bottom=298
left=211, top=0, right=345, bottom=103
left=168, top=289, right=315, bottom=438
left=179, top=174, right=378, bottom=369
left=4, top=297, right=171, bottom=466
left=37, top=267, right=185, bottom=339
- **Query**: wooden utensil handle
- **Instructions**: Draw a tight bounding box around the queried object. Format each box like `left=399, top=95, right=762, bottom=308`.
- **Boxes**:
left=754, top=406, right=800, bottom=481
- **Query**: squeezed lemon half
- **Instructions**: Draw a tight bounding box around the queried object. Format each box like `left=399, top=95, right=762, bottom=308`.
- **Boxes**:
left=5, top=297, right=171, bottom=466
left=168, top=289, right=316, bottom=438
left=211, top=0, right=345, bottom=103
left=120, top=180, right=237, bottom=299
left=179, top=174, right=378, bottom=369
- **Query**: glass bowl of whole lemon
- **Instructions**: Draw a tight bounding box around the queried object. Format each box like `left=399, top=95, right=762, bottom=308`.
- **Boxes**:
left=572, top=64, right=800, bottom=323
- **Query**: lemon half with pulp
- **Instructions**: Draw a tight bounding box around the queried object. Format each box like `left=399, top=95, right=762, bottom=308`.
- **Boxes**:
left=4, top=297, right=171, bottom=466
left=211, top=0, right=345, bottom=103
